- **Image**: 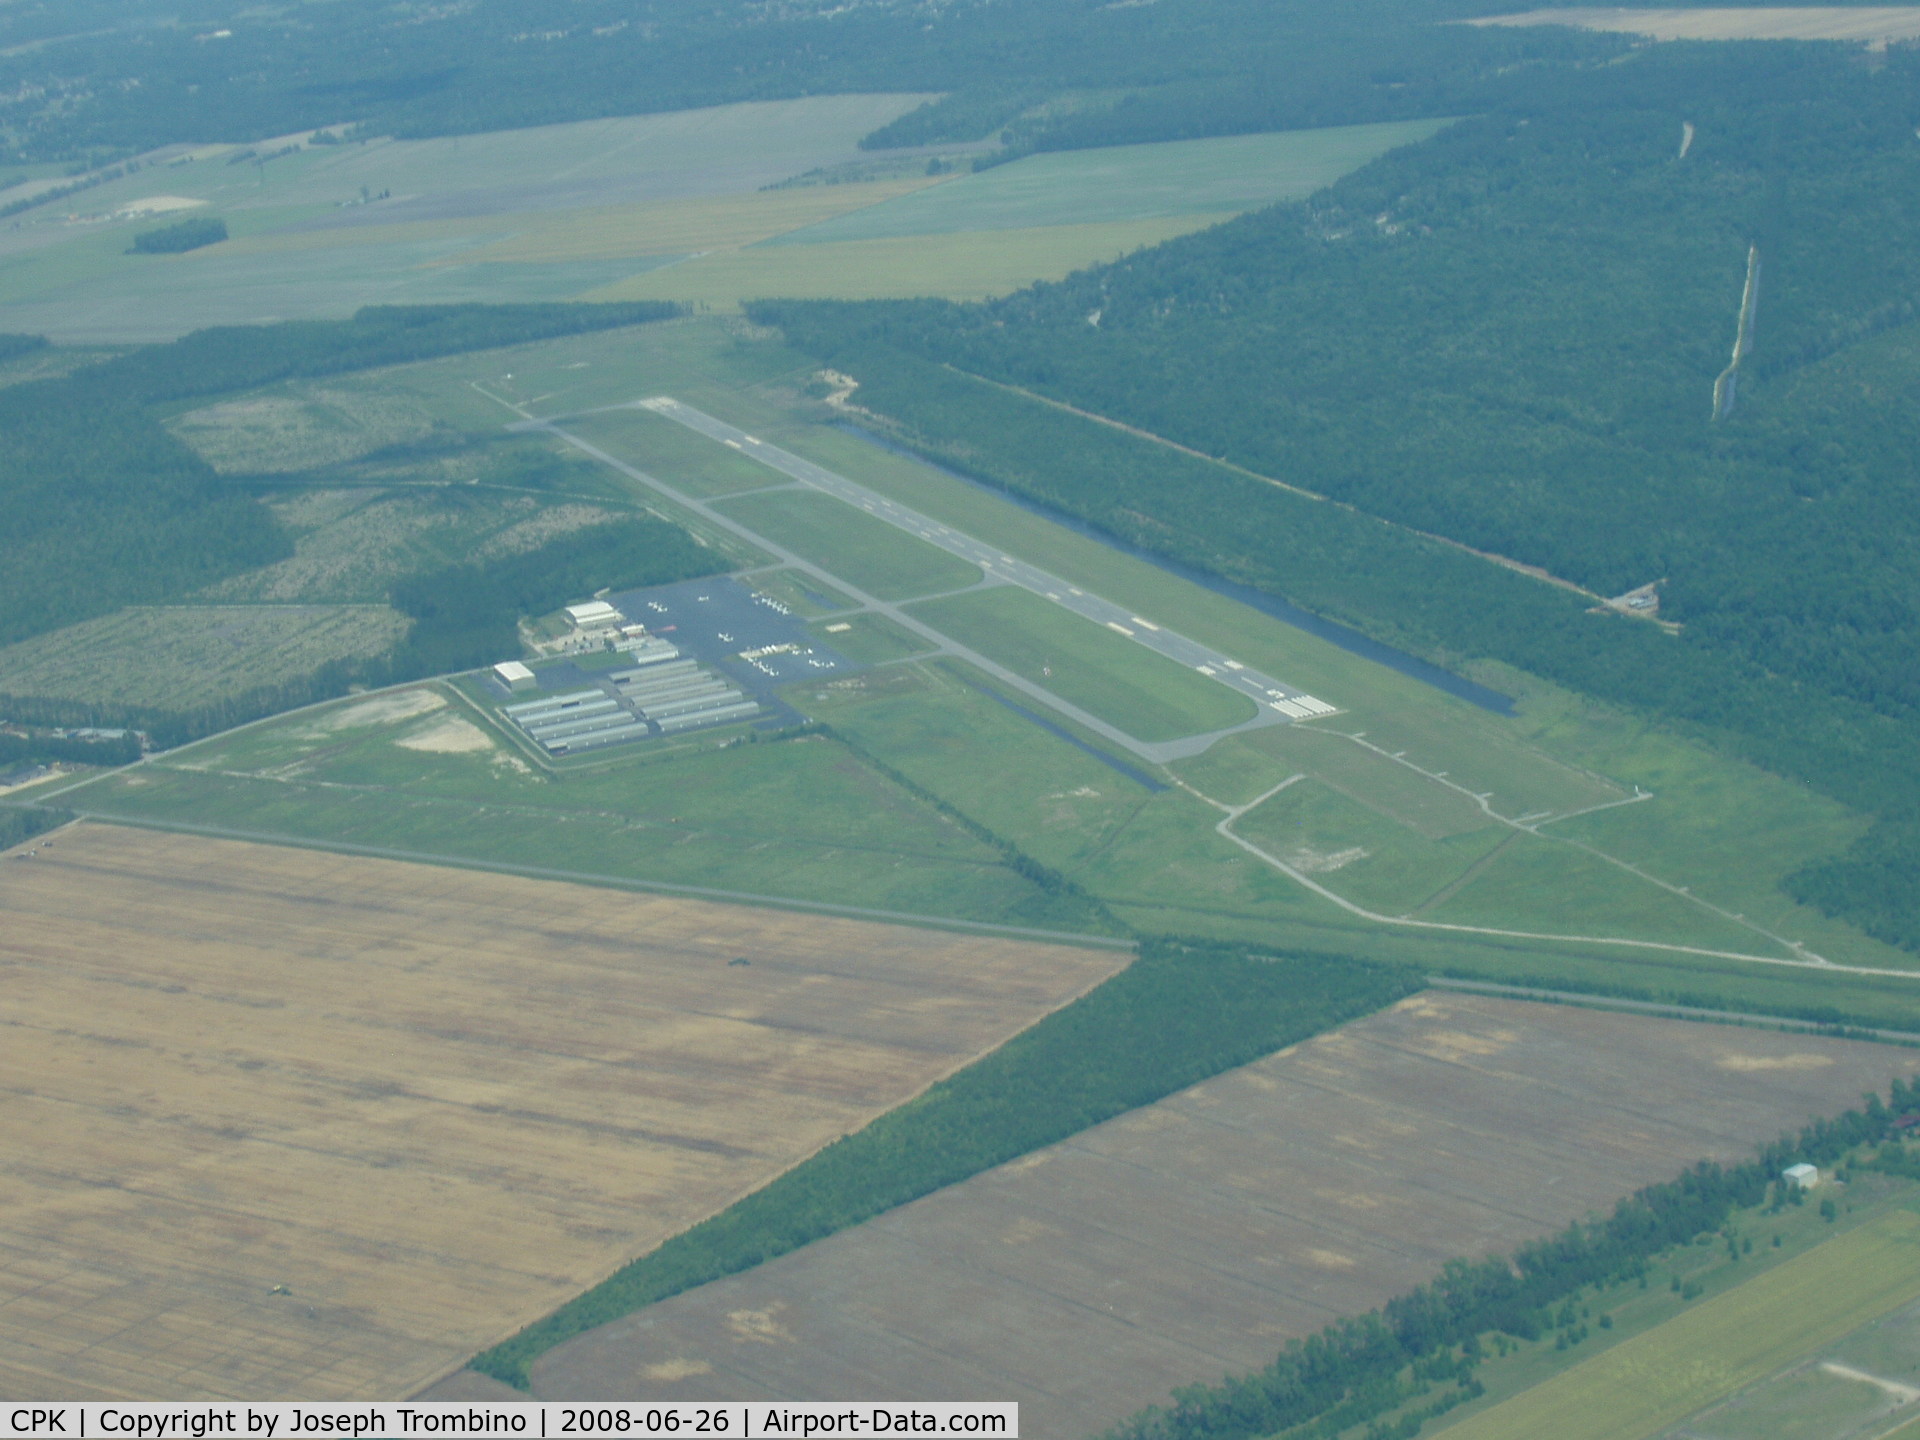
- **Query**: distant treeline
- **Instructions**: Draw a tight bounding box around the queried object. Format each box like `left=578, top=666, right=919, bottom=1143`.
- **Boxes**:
left=1106, top=1084, right=1918, bottom=1440
left=752, top=43, right=1920, bottom=947
left=0, top=302, right=681, bottom=651
left=471, top=939, right=1419, bottom=1387
left=0, top=806, right=67, bottom=850
left=0, top=0, right=1619, bottom=163
left=0, top=730, right=140, bottom=767
left=128, top=215, right=226, bottom=254
left=0, top=332, right=48, bottom=365
left=1787, top=822, right=1920, bottom=955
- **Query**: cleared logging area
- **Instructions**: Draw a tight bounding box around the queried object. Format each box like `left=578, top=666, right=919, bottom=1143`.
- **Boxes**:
left=500, top=994, right=1920, bottom=1435
left=0, top=822, right=1121, bottom=1400
left=0, top=603, right=408, bottom=710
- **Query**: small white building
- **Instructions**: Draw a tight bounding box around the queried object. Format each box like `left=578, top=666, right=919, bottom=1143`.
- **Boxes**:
left=493, top=660, right=537, bottom=692
left=565, top=600, right=623, bottom=631
left=1783, top=1162, right=1819, bottom=1190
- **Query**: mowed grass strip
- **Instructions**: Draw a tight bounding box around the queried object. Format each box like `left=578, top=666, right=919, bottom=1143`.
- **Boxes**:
left=582, top=216, right=1233, bottom=305
left=763, top=119, right=1454, bottom=243
left=909, top=586, right=1256, bottom=743
left=446, top=183, right=942, bottom=263
left=563, top=407, right=792, bottom=497
left=713, top=489, right=982, bottom=600
left=1437, top=1208, right=1920, bottom=1440
left=218, top=184, right=945, bottom=266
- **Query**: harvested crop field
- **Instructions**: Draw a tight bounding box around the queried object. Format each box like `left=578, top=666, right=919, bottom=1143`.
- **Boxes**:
left=495, top=993, right=1920, bottom=1435
left=1471, top=7, right=1920, bottom=44
left=0, top=822, right=1121, bottom=1401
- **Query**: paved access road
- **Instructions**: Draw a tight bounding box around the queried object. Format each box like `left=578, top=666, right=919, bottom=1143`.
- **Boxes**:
left=641, top=396, right=1339, bottom=725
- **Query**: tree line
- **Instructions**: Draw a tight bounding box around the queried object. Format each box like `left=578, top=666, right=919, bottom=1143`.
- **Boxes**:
left=1105, top=1082, right=1920, bottom=1440
left=750, top=42, right=1920, bottom=949
left=128, top=216, right=227, bottom=254
left=0, top=0, right=1618, bottom=164
left=471, top=939, right=1420, bottom=1387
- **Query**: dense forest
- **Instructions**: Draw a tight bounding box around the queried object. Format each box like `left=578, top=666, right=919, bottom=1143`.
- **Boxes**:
left=473, top=938, right=1419, bottom=1386
left=128, top=215, right=226, bottom=254
left=0, top=729, right=141, bottom=768
left=1106, top=1083, right=1917, bottom=1440
left=0, top=0, right=1619, bottom=164
left=392, top=517, right=720, bottom=676
left=752, top=42, right=1920, bottom=949
left=0, top=301, right=680, bottom=650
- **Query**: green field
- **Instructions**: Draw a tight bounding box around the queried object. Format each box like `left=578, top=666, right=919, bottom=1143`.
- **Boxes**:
left=714, top=488, right=983, bottom=600
left=764, top=119, right=1453, bottom=243
left=0, top=108, right=1450, bottom=337
left=564, top=406, right=796, bottom=497
left=0, top=95, right=927, bottom=341
left=810, top=611, right=934, bottom=664
left=589, top=215, right=1235, bottom=306
left=1232, top=776, right=1511, bottom=915
left=27, top=314, right=1920, bottom=1030
left=76, top=680, right=1103, bottom=932
left=908, top=584, right=1256, bottom=743
left=1437, top=1209, right=1920, bottom=1440
left=0, top=604, right=407, bottom=711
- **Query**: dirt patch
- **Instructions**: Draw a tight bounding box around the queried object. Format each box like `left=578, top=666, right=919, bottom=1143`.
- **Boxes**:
left=396, top=715, right=495, bottom=755
left=1716, top=1052, right=1837, bottom=1073
left=1286, top=844, right=1369, bottom=873
left=316, top=687, right=446, bottom=732
left=0, top=822, right=1120, bottom=1401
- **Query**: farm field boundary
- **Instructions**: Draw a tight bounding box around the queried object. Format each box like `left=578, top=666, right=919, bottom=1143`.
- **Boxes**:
left=1427, top=975, right=1920, bottom=1045
left=474, top=992, right=1920, bottom=1433
left=0, top=821, right=1120, bottom=1400
left=38, top=806, right=1134, bottom=950
left=455, top=942, right=1420, bottom=1388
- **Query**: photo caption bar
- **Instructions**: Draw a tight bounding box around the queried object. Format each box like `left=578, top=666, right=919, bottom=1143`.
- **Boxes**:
left=1, top=1406, right=1015, bottom=1440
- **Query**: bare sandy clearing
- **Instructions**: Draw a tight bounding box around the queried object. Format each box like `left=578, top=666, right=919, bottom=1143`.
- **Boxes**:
left=315, top=686, right=445, bottom=731
left=0, top=822, right=1120, bottom=1401
left=1471, top=7, right=1920, bottom=45
left=396, top=715, right=495, bottom=754
left=500, top=992, right=1920, bottom=1436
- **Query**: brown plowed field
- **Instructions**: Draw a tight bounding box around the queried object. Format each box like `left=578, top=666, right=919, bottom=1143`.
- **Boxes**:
left=507, top=992, right=1920, bottom=1436
left=1471, top=7, right=1920, bottom=44
left=0, top=822, right=1121, bottom=1401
